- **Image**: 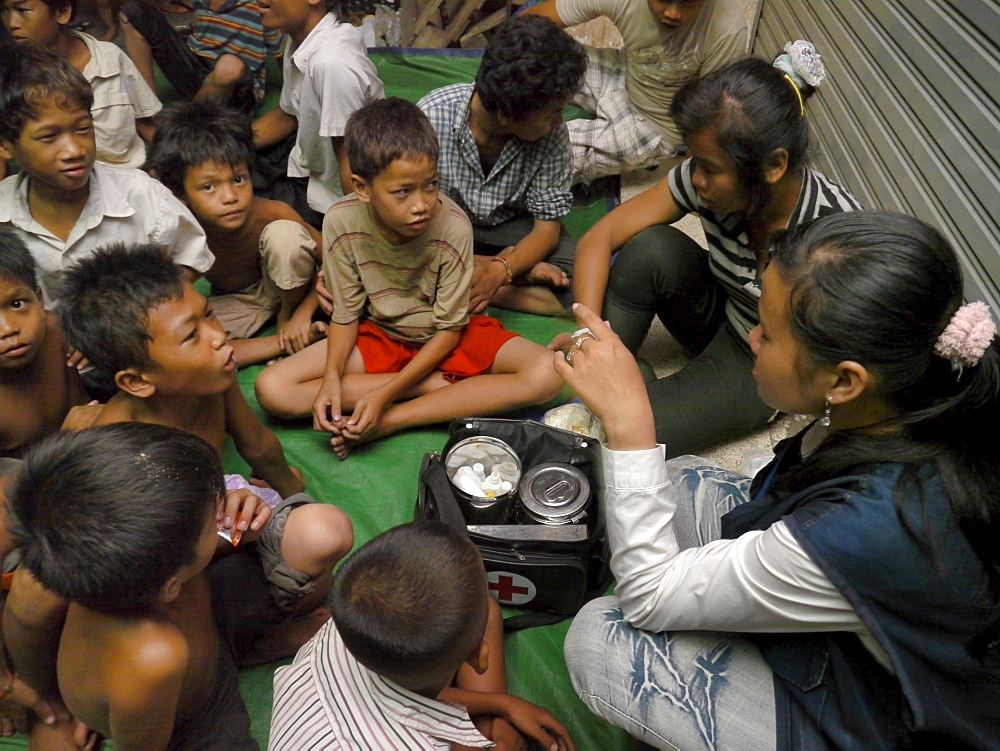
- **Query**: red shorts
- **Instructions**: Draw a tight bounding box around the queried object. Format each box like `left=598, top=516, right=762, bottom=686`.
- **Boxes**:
left=356, top=316, right=520, bottom=383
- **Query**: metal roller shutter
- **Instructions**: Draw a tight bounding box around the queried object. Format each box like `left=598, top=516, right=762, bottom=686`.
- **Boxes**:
left=751, top=1, right=1000, bottom=307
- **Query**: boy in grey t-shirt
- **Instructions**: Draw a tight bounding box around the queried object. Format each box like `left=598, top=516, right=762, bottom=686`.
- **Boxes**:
left=524, top=0, right=747, bottom=182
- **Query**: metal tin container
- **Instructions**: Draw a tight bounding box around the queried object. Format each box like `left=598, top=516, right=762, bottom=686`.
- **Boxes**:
left=518, top=462, right=591, bottom=525
left=445, top=436, right=521, bottom=525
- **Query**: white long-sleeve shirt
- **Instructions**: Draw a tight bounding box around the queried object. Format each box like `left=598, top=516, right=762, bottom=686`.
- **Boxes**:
left=602, top=444, right=891, bottom=669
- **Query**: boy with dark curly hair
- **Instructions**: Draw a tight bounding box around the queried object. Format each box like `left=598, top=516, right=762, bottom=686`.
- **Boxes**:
left=418, top=14, right=586, bottom=316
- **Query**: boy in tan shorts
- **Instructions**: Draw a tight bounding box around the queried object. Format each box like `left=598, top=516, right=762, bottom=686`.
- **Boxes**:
left=149, top=100, right=326, bottom=366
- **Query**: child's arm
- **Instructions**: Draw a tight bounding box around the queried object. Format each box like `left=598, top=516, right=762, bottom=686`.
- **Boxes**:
left=253, top=107, right=298, bottom=150
left=136, top=117, right=156, bottom=143
left=344, top=328, right=460, bottom=440
left=224, top=382, right=305, bottom=498
left=106, top=626, right=188, bottom=751
left=2, top=569, right=68, bottom=708
left=278, top=285, right=322, bottom=355
left=312, top=320, right=359, bottom=433
left=470, top=218, right=562, bottom=314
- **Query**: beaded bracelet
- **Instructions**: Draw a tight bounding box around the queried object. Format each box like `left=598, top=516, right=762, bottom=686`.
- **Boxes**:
left=0, top=667, right=14, bottom=700
left=490, top=255, right=513, bottom=286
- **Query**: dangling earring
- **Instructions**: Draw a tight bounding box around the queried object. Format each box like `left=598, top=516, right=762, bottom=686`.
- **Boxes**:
left=819, top=399, right=832, bottom=427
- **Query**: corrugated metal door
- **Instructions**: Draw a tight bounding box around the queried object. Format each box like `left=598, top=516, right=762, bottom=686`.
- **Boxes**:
left=752, top=1, right=1000, bottom=307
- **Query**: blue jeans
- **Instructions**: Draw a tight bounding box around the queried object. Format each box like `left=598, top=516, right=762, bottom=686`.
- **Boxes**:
left=564, top=458, right=776, bottom=750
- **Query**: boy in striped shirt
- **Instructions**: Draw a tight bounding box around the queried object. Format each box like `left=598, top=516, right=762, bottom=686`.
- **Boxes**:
left=120, top=0, right=281, bottom=113
left=270, top=521, right=574, bottom=750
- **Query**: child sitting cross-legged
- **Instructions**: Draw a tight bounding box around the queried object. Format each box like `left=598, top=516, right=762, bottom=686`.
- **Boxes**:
left=57, top=243, right=353, bottom=640
left=255, top=98, right=564, bottom=458
left=3, top=423, right=331, bottom=749
left=148, top=100, right=326, bottom=366
left=270, top=520, right=574, bottom=750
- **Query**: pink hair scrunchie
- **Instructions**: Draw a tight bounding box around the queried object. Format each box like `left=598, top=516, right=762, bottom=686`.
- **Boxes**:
left=933, top=301, right=996, bottom=369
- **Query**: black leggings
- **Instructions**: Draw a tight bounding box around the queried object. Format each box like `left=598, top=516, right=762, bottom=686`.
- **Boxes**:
left=604, top=224, right=775, bottom=457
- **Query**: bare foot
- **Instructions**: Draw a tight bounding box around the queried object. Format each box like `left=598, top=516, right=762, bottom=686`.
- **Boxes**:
left=329, top=423, right=383, bottom=459
left=518, top=261, right=568, bottom=288
left=243, top=607, right=332, bottom=665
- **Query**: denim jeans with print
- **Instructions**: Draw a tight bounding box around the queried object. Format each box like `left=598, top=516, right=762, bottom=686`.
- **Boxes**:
left=564, top=458, right=777, bottom=750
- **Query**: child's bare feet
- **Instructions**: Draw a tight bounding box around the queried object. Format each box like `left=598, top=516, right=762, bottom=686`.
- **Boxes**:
left=519, top=261, right=569, bottom=289
left=244, top=607, right=331, bottom=665
left=329, top=421, right=385, bottom=459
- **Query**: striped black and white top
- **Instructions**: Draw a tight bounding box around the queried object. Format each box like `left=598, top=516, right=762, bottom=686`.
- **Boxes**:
left=669, top=159, right=863, bottom=340
left=268, top=619, right=492, bottom=750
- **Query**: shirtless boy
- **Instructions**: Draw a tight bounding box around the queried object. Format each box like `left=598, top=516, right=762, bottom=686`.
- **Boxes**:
left=0, top=228, right=89, bottom=459
left=58, top=242, right=353, bottom=625
left=149, top=100, right=327, bottom=366
left=4, top=423, right=291, bottom=749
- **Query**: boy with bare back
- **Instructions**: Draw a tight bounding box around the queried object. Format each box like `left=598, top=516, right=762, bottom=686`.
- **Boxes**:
left=57, top=243, right=353, bottom=640
left=0, top=228, right=90, bottom=460
left=149, top=100, right=328, bottom=366
left=254, top=98, right=564, bottom=458
left=4, top=423, right=299, bottom=749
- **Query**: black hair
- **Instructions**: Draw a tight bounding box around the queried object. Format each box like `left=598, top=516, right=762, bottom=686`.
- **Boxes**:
left=330, top=521, right=488, bottom=688
left=0, top=43, right=93, bottom=143
left=324, top=0, right=347, bottom=20
left=768, top=211, right=1000, bottom=592
left=345, top=97, right=439, bottom=182
left=0, top=228, right=37, bottom=289
left=671, top=54, right=816, bottom=217
left=36, top=0, right=76, bottom=19
left=147, top=99, right=255, bottom=197
left=57, top=243, right=184, bottom=382
left=6, top=423, right=224, bottom=617
left=475, top=14, right=586, bottom=120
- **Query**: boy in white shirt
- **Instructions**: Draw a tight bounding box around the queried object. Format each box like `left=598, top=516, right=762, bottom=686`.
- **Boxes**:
left=0, top=0, right=160, bottom=174
left=252, top=0, right=383, bottom=226
left=0, top=46, right=211, bottom=306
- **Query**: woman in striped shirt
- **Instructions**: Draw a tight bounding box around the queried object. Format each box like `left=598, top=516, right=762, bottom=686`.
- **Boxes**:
left=572, top=43, right=862, bottom=457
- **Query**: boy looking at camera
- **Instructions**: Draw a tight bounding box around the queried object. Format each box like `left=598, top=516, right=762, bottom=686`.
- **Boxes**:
left=0, top=228, right=89, bottom=459
left=270, top=520, right=574, bottom=751
left=149, top=100, right=326, bottom=366
left=4, top=424, right=318, bottom=749
left=58, top=243, right=353, bottom=621
left=418, top=14, right=586, bottom=316
left=0, top=45, right=212, bottom=306
left=255, top=98, right=563, bottom=458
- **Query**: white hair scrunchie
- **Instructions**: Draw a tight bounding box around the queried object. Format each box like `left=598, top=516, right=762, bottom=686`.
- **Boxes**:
left=773, top=39, right=826, bottom=90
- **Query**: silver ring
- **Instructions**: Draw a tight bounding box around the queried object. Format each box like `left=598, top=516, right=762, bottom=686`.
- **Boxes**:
left=565, top=349, right=577, bottom=364
left=570, top=327, right=596, bottom=349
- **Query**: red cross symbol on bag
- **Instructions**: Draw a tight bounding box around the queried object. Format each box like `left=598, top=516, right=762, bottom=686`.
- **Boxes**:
left=487, top=571, right=537, bottom=606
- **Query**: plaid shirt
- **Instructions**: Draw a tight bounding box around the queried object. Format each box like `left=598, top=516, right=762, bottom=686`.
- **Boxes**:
left=418, top=83, right=573, bottom=226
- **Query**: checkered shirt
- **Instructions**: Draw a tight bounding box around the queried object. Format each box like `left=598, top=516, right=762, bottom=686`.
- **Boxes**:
left=418, top=83, right=573, bottom=226
left=566, top=47, right=676, bottom=183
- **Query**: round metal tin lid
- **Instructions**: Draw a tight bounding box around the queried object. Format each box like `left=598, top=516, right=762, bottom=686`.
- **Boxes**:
left=519, top=463, right=590, bottom=523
